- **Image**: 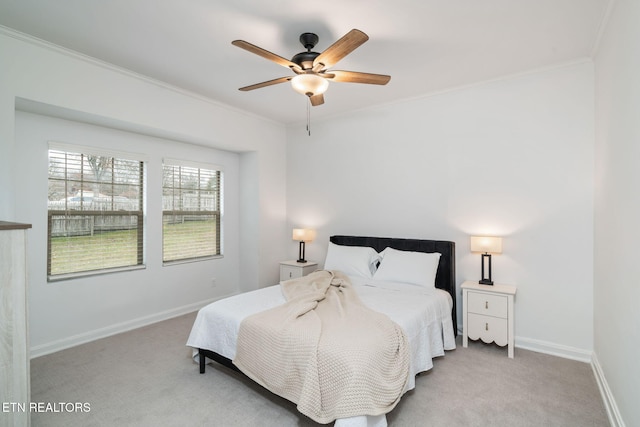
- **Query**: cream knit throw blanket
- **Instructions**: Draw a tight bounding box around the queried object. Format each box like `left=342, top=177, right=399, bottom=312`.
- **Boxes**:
left=233, top=270, right=410, bottom=424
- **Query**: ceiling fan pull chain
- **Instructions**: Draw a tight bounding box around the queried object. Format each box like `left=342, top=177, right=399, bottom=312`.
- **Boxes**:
left=306, top=98, right=311, bottom=136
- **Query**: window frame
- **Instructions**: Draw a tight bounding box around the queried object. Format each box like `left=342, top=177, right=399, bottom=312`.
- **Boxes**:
left=161, top=158, right=223, bottom=265
left=47, top=143, right=147, bottom=281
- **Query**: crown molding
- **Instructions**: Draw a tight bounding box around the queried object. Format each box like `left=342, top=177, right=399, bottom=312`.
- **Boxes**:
left=0, top=25, right=280, bottom=126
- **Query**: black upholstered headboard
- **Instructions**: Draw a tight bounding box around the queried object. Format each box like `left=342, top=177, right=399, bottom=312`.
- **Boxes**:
left=330, top=235, right=457, bottom=335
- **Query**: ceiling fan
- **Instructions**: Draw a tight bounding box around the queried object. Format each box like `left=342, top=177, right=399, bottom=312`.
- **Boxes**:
left=232, top=29, right=391, bottom=106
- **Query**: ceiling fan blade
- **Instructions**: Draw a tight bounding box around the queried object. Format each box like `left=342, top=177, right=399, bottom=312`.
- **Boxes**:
left=239, top=76, right=292, bottom=91
left=232, top=40, right=302, bottom=72
left=326, top=70, right=391, bottom=85
left=309, top=94, right=324, bottom=106
left=313, top=29, right=369, bottom=70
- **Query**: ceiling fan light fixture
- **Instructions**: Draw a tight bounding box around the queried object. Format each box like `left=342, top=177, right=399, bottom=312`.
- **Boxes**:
left=291, top=74, right=329, bottom=97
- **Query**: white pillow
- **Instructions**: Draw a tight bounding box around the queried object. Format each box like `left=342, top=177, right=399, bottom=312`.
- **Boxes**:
left=373, top=247, right=441, bottom=288
left=323, top=242, right=382, bottom=279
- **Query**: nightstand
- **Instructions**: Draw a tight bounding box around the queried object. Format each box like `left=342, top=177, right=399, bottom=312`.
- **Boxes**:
left=462, top=280, right=517, bottom=358
left=279, top=260, right=318, bottom=281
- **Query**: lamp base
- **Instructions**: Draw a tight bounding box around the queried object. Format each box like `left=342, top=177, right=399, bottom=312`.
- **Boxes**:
left=296, top=241, right=307, bottom=264
left=479, top=253, right=493, bottom=285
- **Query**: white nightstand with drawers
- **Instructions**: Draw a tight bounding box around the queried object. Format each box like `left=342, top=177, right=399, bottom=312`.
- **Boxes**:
left=462, top=280, right=517, bottom=358
left=279, top=260, right=318, bottom=281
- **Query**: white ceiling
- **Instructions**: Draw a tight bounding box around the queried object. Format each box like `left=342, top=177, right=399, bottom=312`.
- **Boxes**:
left=0, top=0, right=610, bottom=125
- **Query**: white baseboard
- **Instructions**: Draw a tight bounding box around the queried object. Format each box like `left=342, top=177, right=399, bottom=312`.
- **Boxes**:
left=514, top=336, right=593, bottom=363
left=29, top=296, right=233, bottom=359
left=591, top=352, right=626, bottom=427
left=455, top=328, right=593, bottom=363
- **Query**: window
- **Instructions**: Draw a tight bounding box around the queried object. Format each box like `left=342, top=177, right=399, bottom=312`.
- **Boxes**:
left=162, top=160, right=222, bottom=263
left=47, top=146, right=145, bottom=280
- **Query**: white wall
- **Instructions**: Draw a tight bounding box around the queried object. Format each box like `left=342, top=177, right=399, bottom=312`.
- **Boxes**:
left=594, top=0, right=640, bottom=425
left=286, top=62, right=595, bottom=359
left=0, top=29, right=288, bottom=355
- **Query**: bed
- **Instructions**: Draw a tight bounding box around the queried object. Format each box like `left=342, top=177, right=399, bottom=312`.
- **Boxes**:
left=187, top=235, right=457, bottom=426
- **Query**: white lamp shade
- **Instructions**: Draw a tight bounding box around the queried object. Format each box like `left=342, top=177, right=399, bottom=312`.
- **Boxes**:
left=291, top=74, right=329, bottom=96
left=470, top=236, right=502, bottom=254
left=292, top=228, right=316, bottom=242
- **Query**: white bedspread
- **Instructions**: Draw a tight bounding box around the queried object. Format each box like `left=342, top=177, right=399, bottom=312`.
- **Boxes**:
left=186, top=276, right=456, bottom=426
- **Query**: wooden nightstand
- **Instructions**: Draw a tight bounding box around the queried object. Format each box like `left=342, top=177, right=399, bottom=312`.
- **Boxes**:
left=462, top=280, right=517, bottom=358
left=279, top=260, right=318, bottom=281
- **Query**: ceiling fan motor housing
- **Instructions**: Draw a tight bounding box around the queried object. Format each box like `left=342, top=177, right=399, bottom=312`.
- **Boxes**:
left=291, top=51, right=319, bottom=70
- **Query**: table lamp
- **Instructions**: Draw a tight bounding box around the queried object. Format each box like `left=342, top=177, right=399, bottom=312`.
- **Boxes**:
left=470, top=236, right=502, bottom=285
left=292, top=228, right=316, bottom=263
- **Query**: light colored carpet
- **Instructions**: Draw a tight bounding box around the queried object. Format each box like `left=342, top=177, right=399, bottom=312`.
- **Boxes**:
left=30, top=312, right=609, bottom=426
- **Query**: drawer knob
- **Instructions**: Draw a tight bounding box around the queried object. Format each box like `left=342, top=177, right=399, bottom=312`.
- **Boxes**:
left=485, top=301, right=488, bottom=309
left=485, top=323, right=489, bottom=331
left=289, top=272, right=292, bottom=278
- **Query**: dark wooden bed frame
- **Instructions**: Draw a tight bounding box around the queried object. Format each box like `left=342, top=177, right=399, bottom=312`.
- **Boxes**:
left=198, top=235, right=456, bottom=374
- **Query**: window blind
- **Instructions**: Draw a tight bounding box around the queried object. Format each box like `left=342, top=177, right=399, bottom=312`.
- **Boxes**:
left=47, top=148, right=145, bottom=279
left=162, top=161, right=222, bottom=263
